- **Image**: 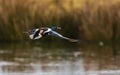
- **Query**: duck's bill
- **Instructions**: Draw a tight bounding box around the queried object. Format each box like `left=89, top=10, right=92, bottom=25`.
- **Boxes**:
left=57, top=27, right=61, bottom=30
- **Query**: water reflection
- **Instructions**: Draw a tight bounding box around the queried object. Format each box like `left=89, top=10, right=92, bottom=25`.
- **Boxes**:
left=0, top=42, right=120, bottom=75
left=82, top=43, right=120, bottom=75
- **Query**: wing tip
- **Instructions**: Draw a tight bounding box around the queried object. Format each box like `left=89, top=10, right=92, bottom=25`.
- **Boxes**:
left=68, top=39, right=79, bottom=42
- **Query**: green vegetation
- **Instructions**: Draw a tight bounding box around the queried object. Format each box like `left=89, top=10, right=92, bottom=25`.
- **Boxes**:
left=0, top=0, right=120, bottom=42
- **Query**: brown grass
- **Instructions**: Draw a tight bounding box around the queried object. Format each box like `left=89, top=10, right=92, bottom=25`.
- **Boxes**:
left=80, top=0, right=120, bottom=41
left=0, top=0, right=120, bottom=42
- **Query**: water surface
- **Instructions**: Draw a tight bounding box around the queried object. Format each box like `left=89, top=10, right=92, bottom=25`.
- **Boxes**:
left=0, top=42, right=120, bottom=75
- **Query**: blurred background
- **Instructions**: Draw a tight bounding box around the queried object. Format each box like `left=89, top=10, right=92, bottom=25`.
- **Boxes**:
left=0, top=0, right=120, bottom=42
left=0, top=0, right=120, bottom=75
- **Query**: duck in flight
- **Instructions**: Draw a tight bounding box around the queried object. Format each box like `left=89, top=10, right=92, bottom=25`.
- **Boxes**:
left=24, top=26, right=79, bottom=42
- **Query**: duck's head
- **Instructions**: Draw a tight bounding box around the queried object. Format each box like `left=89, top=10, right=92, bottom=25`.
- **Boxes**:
left=51, top=26, right=61, bottom=31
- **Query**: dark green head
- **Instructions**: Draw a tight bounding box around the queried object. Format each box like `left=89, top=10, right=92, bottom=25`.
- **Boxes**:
left=51, top=26, right=61, bottom=31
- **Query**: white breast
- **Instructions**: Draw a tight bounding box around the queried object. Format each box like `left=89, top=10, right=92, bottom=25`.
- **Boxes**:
left=34, top=34, right=42, bottom=39
left=29, top=34, right=34, bottom=39
left=29, top=34, right=42, bottom=40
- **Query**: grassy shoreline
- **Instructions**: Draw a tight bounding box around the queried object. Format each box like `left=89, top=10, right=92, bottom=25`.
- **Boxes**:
left=0, top=0, right=120, bottom=42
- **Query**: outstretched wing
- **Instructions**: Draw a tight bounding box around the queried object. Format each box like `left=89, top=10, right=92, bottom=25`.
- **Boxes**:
left=49, top=31, right=79, bottom=42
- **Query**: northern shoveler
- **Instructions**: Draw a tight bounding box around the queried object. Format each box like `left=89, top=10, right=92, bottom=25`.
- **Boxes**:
left=24, top=26, right=79, bottom=42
